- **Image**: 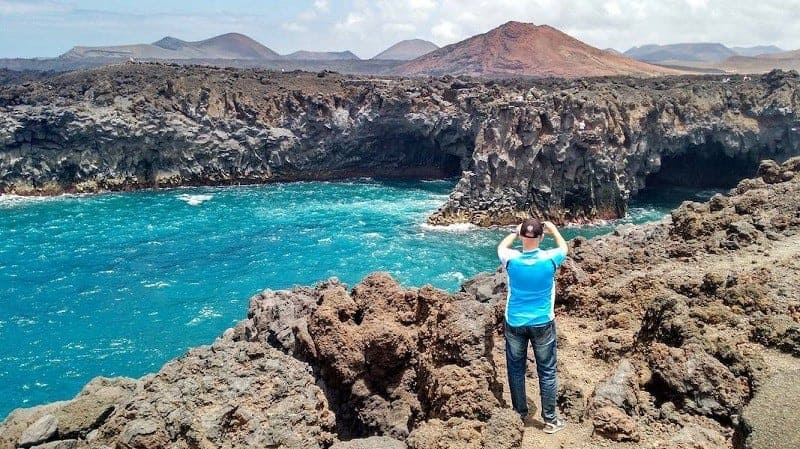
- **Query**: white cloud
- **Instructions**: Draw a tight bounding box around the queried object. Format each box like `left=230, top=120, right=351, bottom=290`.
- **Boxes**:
left=282, top=22, right=307, bottom=32
left=314, top=0, right=329, bottom=11
left=383, top=22, right=417, bottom=34
left=0, top=0, right=70, bottom=15
left=334, top=11, right=367, bottom=32
left=604, top=1, right=623, bottom=17
left=432, top=20, right=461, bottom=42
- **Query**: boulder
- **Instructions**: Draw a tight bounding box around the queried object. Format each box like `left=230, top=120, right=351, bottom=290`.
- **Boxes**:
left=587, top=360, right=641, bottom=442
left=647, top=343, right=746, bottom=419
left=406, top=408, right=522, bottom=449
left=18, top=415, right=58, bottom=447
left=90, top=342, right=336, bottom=449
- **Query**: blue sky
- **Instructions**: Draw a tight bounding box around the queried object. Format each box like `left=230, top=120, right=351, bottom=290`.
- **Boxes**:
left=1, top=0, right=798, bottom=58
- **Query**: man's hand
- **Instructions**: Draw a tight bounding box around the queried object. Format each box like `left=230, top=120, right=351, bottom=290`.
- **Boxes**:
left=542, top=221, right=557, bottom=235
left=541, top=220, right=568, bottom=253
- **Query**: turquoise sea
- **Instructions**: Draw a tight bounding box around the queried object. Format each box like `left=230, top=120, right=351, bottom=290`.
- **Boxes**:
left=0, top=179, right=719, bottom=418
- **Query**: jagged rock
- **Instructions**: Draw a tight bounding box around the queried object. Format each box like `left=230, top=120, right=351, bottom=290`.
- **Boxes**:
left=588, top=360, right=641, bottom=442
left=591, top=359, right=640, bottom=414
left=330, top=436, right=407, bottom=449
left=92, top=341, right=336, bottom=449
left=589, top=406, right=640, bottom=442
left=2, top=65, right=798, bottom=225
left=637, top=294, right=700, bottom=347
left=557, top=381, right=586, bottom=421
left=647, top=343, right=746, bottom=419
left=53, top=377, right=137, bottom=438
left=0, top=378, right=145, bottom=449
left=406, top=408, right=522, bottom=449
left=736, top=370, right=800, bottom=449
left=18, top=415, right=58, bottom=447
left=29, top=440, right=79, bottom=449
left=658, top=424, right=727, bottom=449
left=262, top=273, right=504, bottom=438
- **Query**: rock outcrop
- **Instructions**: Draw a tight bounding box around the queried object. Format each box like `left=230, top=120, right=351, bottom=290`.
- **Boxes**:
left=1, top=63, right=798, bottom=225
left=1, top=160, right=799, bottom=448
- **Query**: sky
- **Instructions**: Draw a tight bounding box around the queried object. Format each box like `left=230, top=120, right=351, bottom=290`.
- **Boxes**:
left=1, top=0, right=798, bottom=58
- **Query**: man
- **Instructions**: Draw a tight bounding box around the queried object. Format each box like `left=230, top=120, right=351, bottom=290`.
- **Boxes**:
left=497, top=218, right=568, bottom=433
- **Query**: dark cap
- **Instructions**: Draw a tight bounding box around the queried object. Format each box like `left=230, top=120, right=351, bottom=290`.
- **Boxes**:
left=519, top=218, right=543, bottom=238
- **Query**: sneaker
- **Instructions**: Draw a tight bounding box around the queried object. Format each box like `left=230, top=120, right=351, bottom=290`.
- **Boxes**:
left=543, top=417, right=566, bottom=434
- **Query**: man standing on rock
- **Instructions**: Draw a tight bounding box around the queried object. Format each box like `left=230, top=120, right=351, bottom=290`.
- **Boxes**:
left=497, top=218, right=568, bottom=433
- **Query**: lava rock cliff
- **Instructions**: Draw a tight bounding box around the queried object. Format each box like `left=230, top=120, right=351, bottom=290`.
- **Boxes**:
left=1, top=64, right=798, bottom=224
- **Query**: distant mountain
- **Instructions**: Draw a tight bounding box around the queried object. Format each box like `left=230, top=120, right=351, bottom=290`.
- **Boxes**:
left=603, top=48, right=622, bottom=55
left=283, top=51, right=360, bottom=61
left=756, top=48, right=800, bottom=60
left=731, top=45, right=785, bottom=57
left=624, top=43, right=736, bottom=63
left=372, top=39, right=439, bottom=60
left=397, top=21, right=677, bottom=78
left=61, top=33, right=280, bottom=60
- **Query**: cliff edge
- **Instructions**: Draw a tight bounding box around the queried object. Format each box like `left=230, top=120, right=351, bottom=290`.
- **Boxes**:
left=1, top=64, right=798, bottom=224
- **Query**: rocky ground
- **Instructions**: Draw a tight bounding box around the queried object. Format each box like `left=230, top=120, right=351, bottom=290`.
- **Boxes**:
left=1, top=63, right=798, bottom=224
left=2, top=158, right=798, bottom=448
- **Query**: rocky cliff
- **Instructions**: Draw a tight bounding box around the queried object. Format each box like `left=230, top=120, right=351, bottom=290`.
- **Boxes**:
left=2, top=158, right=799, bottom=449
left=1, top=63, right=799, bottom=224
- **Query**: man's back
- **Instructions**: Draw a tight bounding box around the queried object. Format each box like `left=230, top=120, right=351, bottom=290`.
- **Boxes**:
left=501, top=247, right=567, bottom=326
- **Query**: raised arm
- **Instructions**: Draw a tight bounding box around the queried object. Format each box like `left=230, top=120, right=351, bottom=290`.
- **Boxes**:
left=497, top=229, right=518, bottom=251
left=543, top=221, right=568, bottom=254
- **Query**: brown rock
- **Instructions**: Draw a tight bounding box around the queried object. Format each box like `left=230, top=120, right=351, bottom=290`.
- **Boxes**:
left=647, top=343, right=746, bottom=419
left=590, top=406, right=640, bottom=442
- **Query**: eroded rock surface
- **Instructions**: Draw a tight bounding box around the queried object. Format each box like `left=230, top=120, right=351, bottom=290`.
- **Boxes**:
left=232, top=273, right=510, bottom=441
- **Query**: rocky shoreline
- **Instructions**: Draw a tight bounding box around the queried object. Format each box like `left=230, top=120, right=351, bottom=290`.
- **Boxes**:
left=2, top=158, right=798, bottom=449
left=1, top=63, right=798, bottom=224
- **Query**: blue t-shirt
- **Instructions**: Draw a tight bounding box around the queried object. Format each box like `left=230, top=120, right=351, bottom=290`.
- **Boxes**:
left=498, top=246, right=567, bottom=327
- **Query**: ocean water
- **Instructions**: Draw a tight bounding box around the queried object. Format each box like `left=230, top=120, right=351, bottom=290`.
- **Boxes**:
left=0, top=179, right=718, bottom=418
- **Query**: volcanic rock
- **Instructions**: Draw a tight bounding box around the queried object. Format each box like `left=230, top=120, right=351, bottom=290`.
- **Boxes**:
left=1, top=64, right=799, bottom=226
left=647, top=343, right=746, bottom=419
left=587, top=360, right=641, bottom=442
left=94, top=341, right=337, bottom=449
left=18, top=415, right=58, bottom=447
left=236, top=273, right=507, bottom=439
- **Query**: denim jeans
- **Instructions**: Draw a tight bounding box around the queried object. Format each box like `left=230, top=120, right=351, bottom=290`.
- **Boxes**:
left=504, top=319, right=558, bottom=422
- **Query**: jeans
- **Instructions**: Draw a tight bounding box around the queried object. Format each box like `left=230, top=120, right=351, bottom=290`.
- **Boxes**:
left=504, top=319, right=558, bottom=422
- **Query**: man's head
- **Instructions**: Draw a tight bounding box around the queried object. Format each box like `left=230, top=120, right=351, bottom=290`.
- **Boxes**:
left=518, top=218, right=544, bottom=240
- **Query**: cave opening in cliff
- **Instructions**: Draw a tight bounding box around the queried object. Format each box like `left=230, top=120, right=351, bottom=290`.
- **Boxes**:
left=358, top=125, right=472, bottom=180
left=645, top=142, right=763, bottom=190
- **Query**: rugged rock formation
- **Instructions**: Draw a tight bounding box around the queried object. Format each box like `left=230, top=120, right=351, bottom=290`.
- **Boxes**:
left=3, top=159, right=798, bottom=448
left=1, top=63, right=798, bottom=224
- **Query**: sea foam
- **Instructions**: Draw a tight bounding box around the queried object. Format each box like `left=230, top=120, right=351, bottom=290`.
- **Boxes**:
left=177, top=194, right=213, bottom=206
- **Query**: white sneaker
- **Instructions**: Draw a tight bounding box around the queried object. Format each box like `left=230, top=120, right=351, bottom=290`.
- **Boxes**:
left=543, top=417, right=567, bottom=434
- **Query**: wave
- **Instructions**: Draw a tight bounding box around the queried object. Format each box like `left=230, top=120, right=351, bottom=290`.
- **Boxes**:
left=419, top=222, right=478, bottom=233
left=177, top=194, right=213, bottom=206
left=186, top=306, right=223, bottom=326
left=142, top=280, right=170, bottom=289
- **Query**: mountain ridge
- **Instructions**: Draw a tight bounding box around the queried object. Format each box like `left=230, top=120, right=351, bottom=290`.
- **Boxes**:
left=61, top=32, right=280, bottom=60
left=398, top=21, right=678, bottom=77
left=372, top=39, right=439, bottom=60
